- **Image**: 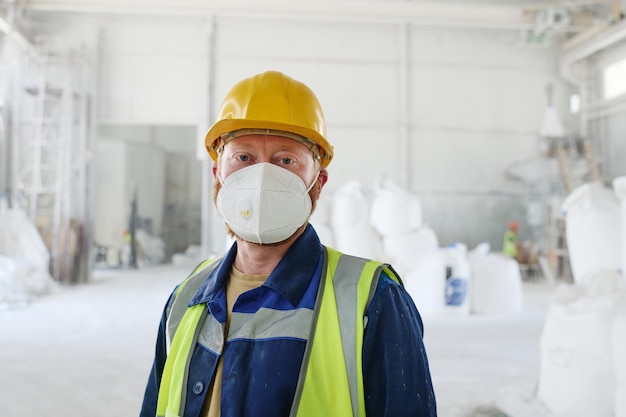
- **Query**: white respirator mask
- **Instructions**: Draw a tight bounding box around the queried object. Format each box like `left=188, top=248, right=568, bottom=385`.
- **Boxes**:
left=216, top=163, right=318, bottom=244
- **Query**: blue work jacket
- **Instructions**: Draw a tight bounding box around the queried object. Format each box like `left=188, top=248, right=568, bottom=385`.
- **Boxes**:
left=140, top=225, right=437, bottom=417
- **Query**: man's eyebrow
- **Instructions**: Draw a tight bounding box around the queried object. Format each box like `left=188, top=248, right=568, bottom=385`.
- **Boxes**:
left=228, top=141, right=306, bottom=153
left=226, top=141, right=254, bottom=150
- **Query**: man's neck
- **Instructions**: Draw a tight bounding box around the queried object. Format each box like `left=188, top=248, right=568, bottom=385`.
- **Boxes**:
left=232, top=226, right=306, bottom=275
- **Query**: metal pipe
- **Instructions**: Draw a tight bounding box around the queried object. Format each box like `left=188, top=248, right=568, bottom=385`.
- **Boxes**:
left=201, top=15, right=216, bottom=257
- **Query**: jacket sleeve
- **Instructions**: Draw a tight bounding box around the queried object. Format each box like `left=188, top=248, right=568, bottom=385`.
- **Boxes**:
left=139, top=291, right=175, bottom=417
left=363, top=272, right=437, bottom=417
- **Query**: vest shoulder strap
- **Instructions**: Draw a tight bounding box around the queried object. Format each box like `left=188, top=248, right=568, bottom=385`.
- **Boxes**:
left=157, top=257, right=222, bottom=417
left=293, top=246, right=402, bottom=417
left=166, top=257, right=222, bottom=352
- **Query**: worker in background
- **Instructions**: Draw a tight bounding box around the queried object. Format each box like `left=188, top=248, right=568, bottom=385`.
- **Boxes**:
left=140, top=71, right=437, bottom=417
left=503, top=221, right=519, bottom=258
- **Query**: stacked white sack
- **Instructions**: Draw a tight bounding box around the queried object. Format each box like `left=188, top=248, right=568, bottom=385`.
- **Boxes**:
left=614, top=176, right=626, bottom=279
left=383, top=229, right=444, bottom=318
left=561, top=182, right=622, bottom=284
left=171, top=245, right=204, bottom=267
left=309, top=192, right=334, bottom=247
left=385, top=229, right=444, bottom=318
left=382, top=228, right=439, bottom=271
left=615, top=313, right=626, bottom=417
left=369, top=177, right=446, bottom=317
left=537, top=269, right=626, bottom=417
left=468, top=243, right=523, bottom=314
left=369, top=176, right=422, bottom=236
left=330, top=181, right=382, bottom=259
left=403, top=251, right=446, bottom=318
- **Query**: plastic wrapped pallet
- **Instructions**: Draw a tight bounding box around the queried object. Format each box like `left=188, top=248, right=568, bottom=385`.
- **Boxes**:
left=468, top=243, right=523, bottom=314
left=561, top=183, right=621, bottom=284
left=537, top=269, right=625, bottom=417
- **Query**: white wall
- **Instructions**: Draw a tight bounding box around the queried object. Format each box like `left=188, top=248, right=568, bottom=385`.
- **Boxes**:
left=97, top=15, right=210, bottom=127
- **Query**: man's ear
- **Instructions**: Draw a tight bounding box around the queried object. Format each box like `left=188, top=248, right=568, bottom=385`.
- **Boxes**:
left=212, top=163, right=218, bottom=178
left=317, top=169, right=329, bottom=190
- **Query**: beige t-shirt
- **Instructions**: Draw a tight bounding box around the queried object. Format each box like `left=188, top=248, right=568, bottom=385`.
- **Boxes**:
left=202, top=266, right=268, bottom=417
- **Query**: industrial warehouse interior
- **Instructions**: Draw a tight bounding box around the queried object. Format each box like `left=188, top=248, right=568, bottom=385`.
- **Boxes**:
left=1, top=0, right=626, bottom=416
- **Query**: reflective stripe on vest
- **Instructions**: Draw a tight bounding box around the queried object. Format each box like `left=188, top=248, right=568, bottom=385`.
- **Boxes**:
left=156, top=259, right=221, bottom=417
left=156, top=247, right=400, bottom=417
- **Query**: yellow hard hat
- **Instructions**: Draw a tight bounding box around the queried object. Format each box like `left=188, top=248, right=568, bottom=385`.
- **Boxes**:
left=205, top=71, right=334, bottom=168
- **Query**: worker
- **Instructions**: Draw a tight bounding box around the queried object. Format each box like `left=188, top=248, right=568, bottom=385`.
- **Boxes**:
left=503, top=221, right=519, bottom=258
left=140, top=71, right=437, bottom=417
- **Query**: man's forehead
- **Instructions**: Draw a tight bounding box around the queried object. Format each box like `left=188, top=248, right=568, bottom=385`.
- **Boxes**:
left=224, top=134, right=312, bottom=153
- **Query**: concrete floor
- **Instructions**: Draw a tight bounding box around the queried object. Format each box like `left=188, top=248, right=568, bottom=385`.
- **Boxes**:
left=0, top=264, right=554, bottom=417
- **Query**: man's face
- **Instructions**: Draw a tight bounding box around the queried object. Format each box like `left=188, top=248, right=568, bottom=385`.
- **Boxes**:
left=212, top=134, right=328, bottom=243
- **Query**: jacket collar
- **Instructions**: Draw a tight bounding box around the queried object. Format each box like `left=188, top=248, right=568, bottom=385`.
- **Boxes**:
left=188, top=224, right=323, bottom=307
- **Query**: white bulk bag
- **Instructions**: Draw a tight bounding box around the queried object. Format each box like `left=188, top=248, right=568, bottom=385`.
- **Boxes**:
left=382, top=227, right=439, bottom=268
left=333, top=224, right=382, bottom=260
left=403, top=251, right=446, bottom=318
left=0, top=209, right=53, bottom=295
left=0, top=255, right=16, bottom=298
left=369, top=176, right=422, bottom=237
left=614, top=176, right=626, bottom=279
left=561, top=183, right=621, bottom=284
left=537, top=270, right=624, bottom=417
left=310, top=192, right=332, bottom=227
left=614, top=313, right=626, bottom=417
left=468, top=245, right=523, bottom=314
left=310, top=192, right=334, bottom=246
left=330, top=181, right=370, bottom=229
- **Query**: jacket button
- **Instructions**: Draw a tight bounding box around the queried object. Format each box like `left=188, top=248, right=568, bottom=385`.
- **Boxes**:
left=192, top=381, right=204, bottom=394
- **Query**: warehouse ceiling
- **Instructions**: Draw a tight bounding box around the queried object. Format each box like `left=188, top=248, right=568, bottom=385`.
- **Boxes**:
left=0, top=0, right=621, bottom=53
left=16, top=0, right=622, bottom=32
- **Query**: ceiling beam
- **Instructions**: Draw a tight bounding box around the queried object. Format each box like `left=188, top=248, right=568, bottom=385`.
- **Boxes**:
left=25, top=0, right=542, bottom=30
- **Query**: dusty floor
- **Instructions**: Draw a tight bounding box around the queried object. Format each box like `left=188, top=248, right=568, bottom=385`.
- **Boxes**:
left=0, top=264, right=554, bottom=417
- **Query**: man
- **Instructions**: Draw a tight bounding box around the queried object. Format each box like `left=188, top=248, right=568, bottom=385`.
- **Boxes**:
left=140, top=71, right=437, bottom=417
left=503, top=221, right=519, bottom=259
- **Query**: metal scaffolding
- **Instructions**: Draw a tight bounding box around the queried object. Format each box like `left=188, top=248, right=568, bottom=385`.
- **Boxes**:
left=11, top=39, right=95, bottom=284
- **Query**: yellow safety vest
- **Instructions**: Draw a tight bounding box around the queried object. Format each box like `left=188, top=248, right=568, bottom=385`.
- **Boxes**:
left=155, top=246, right=400, bottom=417
left=503, top=230, right=518, bottom=257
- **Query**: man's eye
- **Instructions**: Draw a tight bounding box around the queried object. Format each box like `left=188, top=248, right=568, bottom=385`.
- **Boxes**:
left=237, top=155, right=250, bottom=162
left=280, top=158, right=293, bottom=165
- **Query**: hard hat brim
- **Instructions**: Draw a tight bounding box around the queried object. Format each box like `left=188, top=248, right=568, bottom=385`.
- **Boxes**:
left=205, top=119, right=334, bottom=168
